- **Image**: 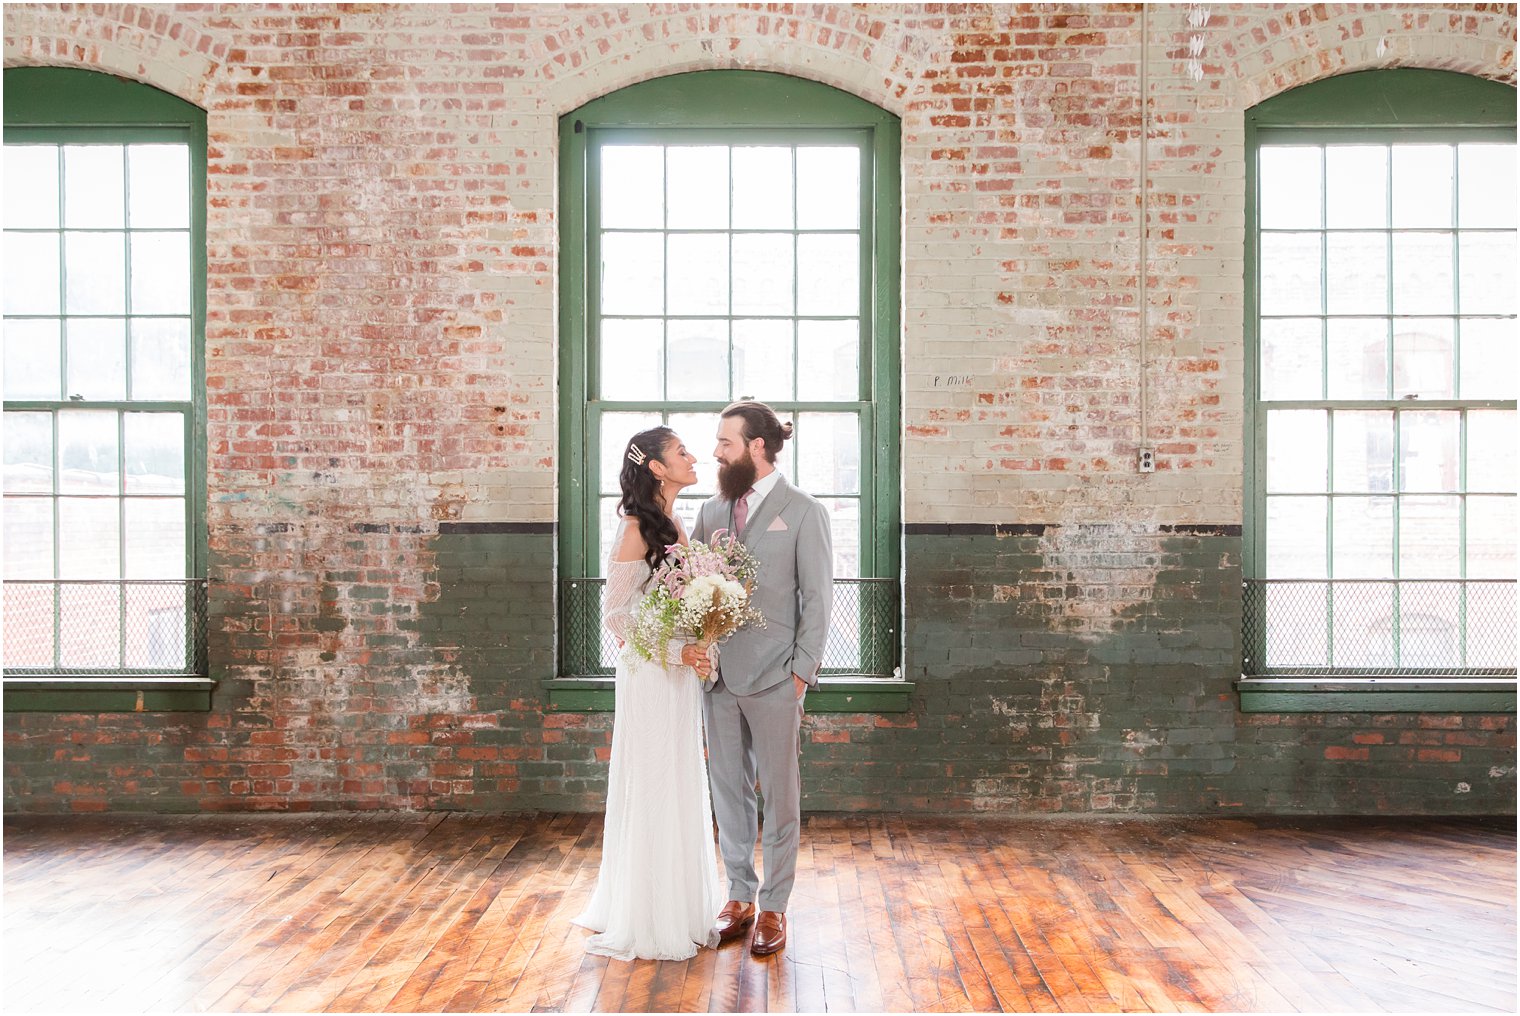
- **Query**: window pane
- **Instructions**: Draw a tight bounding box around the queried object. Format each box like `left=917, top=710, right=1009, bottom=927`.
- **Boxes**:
left=125, top=583, right=188, bottom=668
left=666, top=146, right=729, bottom=230
left=1459, top=319, right=1517, bottom=400
left=124, top=497, right=185, bottom=578
left=3, top=497, right=53, bottom=578
left=65, top=231, right=127, bottom=315
left=666, top=412, right=718, bottom=497
left=127, top=144, right=190, bottom=228
left=665, top=233, right=728, bottom=316
left=1259, top=146, right=1322, bottom=229
left=600, top=318, right=664, bottom=401
left=1329, top=581, right=1395, bottom=669
left=1325, top=232, right=1387, bottom=315
left=796, top=147, right=860, bottom=230
left=1392, top=145, right=1454, bottom=229
left=821, top=498, right=860, bottom=578
left=63, top=145, right=124, bottom=229
left=1326, top=146, right=1387, bottom=229
left=4, top=412, right=53, bottom=494
left=665, top=319, right=728, bottom=401
left=58, top=497, right=119, bottom=578
left=1264, top=582, right=1328, bottom=667
left=1326, top=318, right=1388, bottom=400
left=731, top=233, right=793, bottom=315
left=1396, top=582, right=1462, bottom=667
left=124, top=412, right=185, bottom=495
left=1258, top=232, right=1321, bottom=316
left=1467, top=410, right=1517, bottom=493
left=3, top=319, right=61, bottom=401
left=129, top=318, right=192, bottom=401
left=3, top=582, right=56, bottom=667
left=1266, top=410, right=1326, bottom=492
left=1332, top=497, right=1394, bottom=578
left=1466, top=576, right=1517, bottom=665
left=1259, top=318, right=1321, bottom=400
left=5, top=144, right=59, bottom=228
left=600, top=146, right=663, bottom=229
left=798, top=413, right=860, bottom=495
left=732, top=147, right=793, bottom=229
left=1332, top=410, right=1393, bottom=493
left=672, top=495, right=703, bottom=537
left=1392, top=320, right=1454, bottom=400
left=1458, top=232, right=1516, bottom=315
left=797, top=320, right=859, bottom=402
left=597, top=495, right=625, bottom=576
left=59, top=583, right=120, bottom=668
left=1391, top=233, right=1453, bottom=315
left=1459, top=144, right=1516, bottom=229
left=4, top=233, right=60, bottom=315
left=58, top=410, right=119, bottom=495
left=797, top=234, right=858, bottom=316
left=1399, top=495, right=1460, bottom=577
left=600, top=232, right=663, bottom=315
left=732, top=319, right=794, bottom=401
left=129, top=231, right=191, bottom=314
left=65, top=318, right=127, bottom=401
left=1266, top=497, right=1327, bottom=577
left=599, top=412, right=661, bottom=494
left=1399, top=411, right=1459, bottom=492
left=1468, top=496, right=1517, bottom=579
left=767, top=418, right=798, bottom=481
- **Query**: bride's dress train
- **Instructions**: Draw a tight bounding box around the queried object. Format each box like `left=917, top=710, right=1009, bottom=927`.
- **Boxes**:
left=571, top=525, right=722, bottom=961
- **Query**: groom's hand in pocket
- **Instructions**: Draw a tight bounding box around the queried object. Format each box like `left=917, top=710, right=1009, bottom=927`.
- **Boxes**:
left=794, top=674, right=807, bottom=700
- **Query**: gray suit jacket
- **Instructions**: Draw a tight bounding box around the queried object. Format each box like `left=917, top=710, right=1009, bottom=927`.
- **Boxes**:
left=693, top=473, right=833, bottom=696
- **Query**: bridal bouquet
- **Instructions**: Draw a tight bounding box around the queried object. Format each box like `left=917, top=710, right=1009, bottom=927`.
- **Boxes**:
left=628, top=529, right=766, bottom=679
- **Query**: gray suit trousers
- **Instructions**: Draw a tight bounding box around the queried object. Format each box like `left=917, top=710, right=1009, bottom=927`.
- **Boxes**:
left=702, top=673, right=804, bottom=913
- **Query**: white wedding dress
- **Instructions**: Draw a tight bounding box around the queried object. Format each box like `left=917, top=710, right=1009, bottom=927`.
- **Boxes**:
left=571, top=520, right=723, bottom=961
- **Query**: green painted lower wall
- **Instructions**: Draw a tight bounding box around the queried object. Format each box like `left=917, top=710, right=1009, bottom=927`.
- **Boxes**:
left=5, top=523, right=1514, bottom=814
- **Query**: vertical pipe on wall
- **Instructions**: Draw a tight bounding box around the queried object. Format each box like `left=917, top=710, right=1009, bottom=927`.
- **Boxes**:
left=1138, top=6, right=1150, bottom=457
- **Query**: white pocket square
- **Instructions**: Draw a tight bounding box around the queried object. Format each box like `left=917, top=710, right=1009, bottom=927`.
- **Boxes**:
left=766, top=517, right=788, bottom=532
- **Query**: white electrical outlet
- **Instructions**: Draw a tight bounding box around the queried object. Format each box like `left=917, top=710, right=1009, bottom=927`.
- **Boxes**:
left=1138, top=448, right=1155, bottom=473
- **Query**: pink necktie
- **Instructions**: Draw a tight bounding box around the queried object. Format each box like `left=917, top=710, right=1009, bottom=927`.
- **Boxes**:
left=734, top=488, right=754, bottom=537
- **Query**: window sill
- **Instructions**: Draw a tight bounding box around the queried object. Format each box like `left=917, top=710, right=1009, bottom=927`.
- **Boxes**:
left=2, top=676, right=214, bottom=713
left=1237, top=676, right=1517, bottom=714
left=544, top=676, right=915, bottom=713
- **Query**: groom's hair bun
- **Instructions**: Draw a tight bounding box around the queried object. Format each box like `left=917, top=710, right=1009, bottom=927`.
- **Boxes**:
left=721, top=400, right=792, bottom=464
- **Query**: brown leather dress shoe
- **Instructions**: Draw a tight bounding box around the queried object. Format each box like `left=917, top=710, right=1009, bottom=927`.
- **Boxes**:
left=715, top=900, right=756, bottom=943
left=750, top=911, right=786, bottom=955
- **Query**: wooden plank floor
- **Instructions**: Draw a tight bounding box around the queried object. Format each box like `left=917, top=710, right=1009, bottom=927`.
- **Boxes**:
left=3, top=813, right=1514, bottom=1013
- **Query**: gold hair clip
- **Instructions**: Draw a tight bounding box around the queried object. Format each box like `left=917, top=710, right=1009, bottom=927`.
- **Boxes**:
left=626, top=445, right=647, bottom=465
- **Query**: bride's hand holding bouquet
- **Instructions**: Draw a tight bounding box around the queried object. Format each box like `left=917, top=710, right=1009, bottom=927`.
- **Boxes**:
left=629, top=529, right=766, bottom=680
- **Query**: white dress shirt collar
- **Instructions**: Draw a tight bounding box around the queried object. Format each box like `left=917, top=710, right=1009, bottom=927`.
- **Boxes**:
left=743, top=467, right=783, bottom=515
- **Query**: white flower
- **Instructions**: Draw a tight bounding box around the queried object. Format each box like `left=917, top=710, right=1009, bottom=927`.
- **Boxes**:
left=676, top=575, right=747, bottom=630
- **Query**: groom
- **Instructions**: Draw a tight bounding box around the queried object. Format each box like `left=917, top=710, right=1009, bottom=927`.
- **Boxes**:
left=693, top=400, right=833, bottom=956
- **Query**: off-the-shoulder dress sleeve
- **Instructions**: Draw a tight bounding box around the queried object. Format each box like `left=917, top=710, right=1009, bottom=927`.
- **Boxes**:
left=603, top=521, right=686, bottom=667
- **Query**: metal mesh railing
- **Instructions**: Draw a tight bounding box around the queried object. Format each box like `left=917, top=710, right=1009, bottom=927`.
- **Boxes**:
left=560, top=577, right=899, bottom=678
left=2, top=579, right=209, bottom=676
left=1242, top=579, right=1516, bottom=676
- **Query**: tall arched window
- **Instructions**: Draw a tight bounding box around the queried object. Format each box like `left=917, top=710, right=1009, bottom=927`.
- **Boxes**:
left=1242, top=70, right=1516, bottom=710
left=556, top=71, right=901, bottom=692
left=3, top=68, right=209, bottom=710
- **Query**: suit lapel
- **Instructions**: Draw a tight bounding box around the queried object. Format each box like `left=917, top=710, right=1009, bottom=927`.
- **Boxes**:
left=740, top=475, right=794, bottom=550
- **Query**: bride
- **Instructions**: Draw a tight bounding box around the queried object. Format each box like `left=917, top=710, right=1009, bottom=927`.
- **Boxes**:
left=571, top=426, right=723, bottom=961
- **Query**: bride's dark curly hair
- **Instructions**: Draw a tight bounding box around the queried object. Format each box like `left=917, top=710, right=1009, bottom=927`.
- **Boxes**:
left=618, top=426, right=680, bottom=573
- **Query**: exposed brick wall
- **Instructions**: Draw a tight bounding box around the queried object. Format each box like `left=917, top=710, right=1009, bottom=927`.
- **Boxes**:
left=3, top=4, right=1515, bottom=814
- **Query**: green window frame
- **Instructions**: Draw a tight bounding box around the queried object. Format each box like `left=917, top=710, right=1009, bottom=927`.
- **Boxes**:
left=1241, top=69, right=1517, bottom=714
left=552, top=71, right=908, bottom=712
left=3, top=68, right=210, bottom=712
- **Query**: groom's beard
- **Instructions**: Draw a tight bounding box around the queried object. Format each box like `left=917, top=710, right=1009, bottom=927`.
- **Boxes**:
left=717, top=449, right=759, bottom=503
